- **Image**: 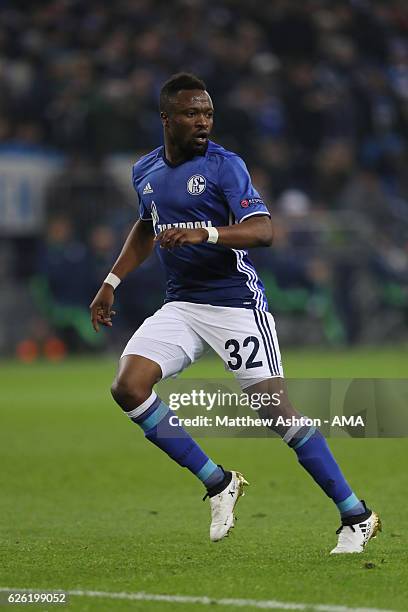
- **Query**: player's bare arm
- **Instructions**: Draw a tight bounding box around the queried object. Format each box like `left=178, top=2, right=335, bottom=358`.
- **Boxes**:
left=155, top=215, right=273, bottom=250
left=89, top=219, right=154, bottom=332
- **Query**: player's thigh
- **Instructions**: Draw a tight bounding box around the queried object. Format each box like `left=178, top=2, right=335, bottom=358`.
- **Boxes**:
left=188, top=306, right=284, bottom=388
left=121, top=303, right=205, bottom=379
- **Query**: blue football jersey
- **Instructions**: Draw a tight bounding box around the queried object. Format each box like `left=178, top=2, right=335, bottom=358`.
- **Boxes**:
left=132, top=141, right=270, bottom=311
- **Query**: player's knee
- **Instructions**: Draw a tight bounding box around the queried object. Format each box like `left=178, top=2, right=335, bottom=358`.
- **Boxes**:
left=110, top=376, right=152, bottom=410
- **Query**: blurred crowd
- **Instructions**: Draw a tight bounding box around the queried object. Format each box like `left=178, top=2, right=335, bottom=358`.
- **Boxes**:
left=0, top=0, right=408, bottom=352
left=2, top=1, right=408, bottom=194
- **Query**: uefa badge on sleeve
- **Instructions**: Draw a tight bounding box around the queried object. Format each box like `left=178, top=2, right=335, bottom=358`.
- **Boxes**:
left=240, top=197, right=264, bottom=208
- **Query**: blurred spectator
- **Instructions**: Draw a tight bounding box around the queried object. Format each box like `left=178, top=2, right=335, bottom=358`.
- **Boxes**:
left=37, top=216, right=91, bottom=307
left=0, top=120, right=62, bottom=237
left=88, top=224, right=117, bottom=294
left=45, top=155, right=128, bottom=238
left=32, top=216, right=98, bottom=351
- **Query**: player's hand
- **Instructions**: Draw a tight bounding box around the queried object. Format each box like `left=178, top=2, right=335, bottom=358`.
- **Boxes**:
left=89, top=284, right=117, bottom=332
left=155, top=228, right=208, bottom=249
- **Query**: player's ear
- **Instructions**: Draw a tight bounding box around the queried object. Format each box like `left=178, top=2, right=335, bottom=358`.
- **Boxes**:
left=160, top=111, right=169, bottom=127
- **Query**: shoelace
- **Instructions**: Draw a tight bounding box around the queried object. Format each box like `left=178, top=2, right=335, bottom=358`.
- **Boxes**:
left=336, top=524, right=356, bottom=535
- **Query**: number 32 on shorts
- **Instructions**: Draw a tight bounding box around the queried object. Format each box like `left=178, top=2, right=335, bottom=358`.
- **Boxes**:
left=224, top=336, right=263, bottom=370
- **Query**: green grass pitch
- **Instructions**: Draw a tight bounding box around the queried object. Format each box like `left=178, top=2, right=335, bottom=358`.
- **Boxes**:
left=1, top=347, right=408, bottom=611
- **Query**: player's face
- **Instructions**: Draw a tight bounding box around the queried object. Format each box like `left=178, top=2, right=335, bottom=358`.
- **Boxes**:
left=162, top=89, right=214, bottom=156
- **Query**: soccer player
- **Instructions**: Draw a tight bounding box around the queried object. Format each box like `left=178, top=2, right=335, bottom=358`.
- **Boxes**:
left=90, top=73, right=381, bottom=553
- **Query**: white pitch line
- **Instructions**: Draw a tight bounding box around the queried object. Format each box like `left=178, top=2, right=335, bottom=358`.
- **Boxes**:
left=0, top=588, right=397, bottom=612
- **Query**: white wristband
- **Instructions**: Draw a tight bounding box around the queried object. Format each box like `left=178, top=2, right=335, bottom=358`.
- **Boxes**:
left=104, top=272, right=121, bottom=290
left=206, top=226, right=219, bottom=244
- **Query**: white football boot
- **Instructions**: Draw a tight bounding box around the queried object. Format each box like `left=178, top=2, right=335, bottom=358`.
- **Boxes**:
left=204, top=470, right=249, bottom=542
left=330, top=501, right=382, bottom=554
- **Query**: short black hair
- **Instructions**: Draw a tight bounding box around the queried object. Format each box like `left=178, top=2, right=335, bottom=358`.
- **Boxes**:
left=159, top=72, right=207, bottom=113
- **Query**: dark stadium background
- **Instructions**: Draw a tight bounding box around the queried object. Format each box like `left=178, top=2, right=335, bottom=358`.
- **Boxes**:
left=0, top=0, right=407, bottom=359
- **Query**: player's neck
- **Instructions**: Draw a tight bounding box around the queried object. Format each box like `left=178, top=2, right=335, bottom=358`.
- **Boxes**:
left=163, top=141, right=190, bottom=166
left=163, top=136, right=198, bottom=166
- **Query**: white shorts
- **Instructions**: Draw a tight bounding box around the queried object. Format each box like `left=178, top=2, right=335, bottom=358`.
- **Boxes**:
left=121, top=302, right=284, bottom=389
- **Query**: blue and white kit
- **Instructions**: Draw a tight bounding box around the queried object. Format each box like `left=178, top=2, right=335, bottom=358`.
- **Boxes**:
left=122, top=141, right=284, bottom=387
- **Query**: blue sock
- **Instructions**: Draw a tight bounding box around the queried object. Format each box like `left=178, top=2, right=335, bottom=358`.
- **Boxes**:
left=125, top=393, right=224, bottom=490
left=285, top=425, right=365, bottom=518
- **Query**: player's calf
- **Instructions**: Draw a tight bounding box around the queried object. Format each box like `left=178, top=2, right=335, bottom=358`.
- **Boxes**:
left=111, top=356, right=247, bottom=540
left=246, top=378, right=379, bottom=552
